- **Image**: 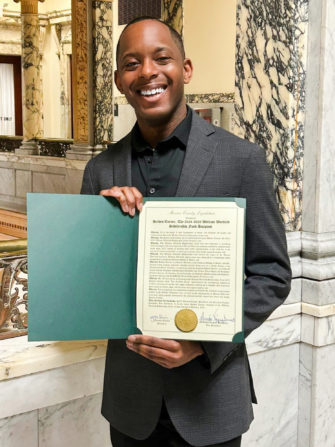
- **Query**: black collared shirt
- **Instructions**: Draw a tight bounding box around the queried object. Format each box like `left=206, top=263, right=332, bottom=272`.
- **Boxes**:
left=131, top=107, right=210, bottom=368
left=131, top=106, right=192, bottom=197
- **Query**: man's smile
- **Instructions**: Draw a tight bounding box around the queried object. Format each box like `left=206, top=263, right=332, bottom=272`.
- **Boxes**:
left=138, top=86, right=167, bottom=96
left=135, top=85, right=168, bottom=101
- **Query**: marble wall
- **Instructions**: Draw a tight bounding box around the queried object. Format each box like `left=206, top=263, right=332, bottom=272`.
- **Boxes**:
left=303, top=0, right=335, bottom=234
left=233, top=0, right=309, bottom=231
left=0, top=336, right=110, bottom=447
left=298, top=1, right=335, bottom=445
left=0, top=395, right=110, bottom=447
left=0, top=152, right=86, bottom=212
left=93, top=0, right=114, bottom=146
left=243, top=344, right=300, bottom=447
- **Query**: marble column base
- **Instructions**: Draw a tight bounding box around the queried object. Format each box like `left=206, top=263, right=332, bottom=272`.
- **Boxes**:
left=92, top=144, right=106, bottom=157
left=66, top=144, right=94, bottom=161
left=15, top=140, right=39, bottom=155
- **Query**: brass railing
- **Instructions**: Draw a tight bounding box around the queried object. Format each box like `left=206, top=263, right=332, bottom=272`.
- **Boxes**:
left=0, top=239, right=28, bottom=340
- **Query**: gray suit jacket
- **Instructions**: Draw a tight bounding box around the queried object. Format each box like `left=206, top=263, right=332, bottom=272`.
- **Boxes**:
left=81, top=110, right=291, bottom=446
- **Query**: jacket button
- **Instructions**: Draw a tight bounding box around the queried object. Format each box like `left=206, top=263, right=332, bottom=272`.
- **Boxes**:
left=149, top=187, right=156, bottom=194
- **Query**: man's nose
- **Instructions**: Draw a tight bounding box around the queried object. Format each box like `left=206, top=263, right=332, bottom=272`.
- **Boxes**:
left=139, top=58, right=157, bottom=79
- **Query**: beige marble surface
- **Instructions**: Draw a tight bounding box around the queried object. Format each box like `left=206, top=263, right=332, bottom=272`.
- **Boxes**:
left=0, top=152, right=87, bottom=170
left=0, top=153, right=87, bottom=211
left=0, top=336, right=107, bottom=381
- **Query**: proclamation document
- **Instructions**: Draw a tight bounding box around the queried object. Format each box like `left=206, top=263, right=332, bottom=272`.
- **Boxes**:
left=136, top=199, right=245, bottom=342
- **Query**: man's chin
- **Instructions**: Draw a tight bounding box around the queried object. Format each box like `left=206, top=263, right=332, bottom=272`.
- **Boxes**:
left=136, top=108, right=175, bottom=127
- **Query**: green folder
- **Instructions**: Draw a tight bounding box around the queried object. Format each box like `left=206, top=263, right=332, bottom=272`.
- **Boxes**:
left=28, top=193, right=140, bottom=340
left=27, top=194, right=245, bottom=341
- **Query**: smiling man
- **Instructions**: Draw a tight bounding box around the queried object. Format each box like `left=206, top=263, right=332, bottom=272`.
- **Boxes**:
left=81, top=17, right=291, bottom=447
left=114, top=18, right=192, bottom=145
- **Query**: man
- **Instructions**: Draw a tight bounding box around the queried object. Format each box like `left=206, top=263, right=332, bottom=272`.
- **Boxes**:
left=81, top=17, right=291, bottom=447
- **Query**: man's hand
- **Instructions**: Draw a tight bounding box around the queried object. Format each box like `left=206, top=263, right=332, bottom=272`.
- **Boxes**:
left=99, top=186, right=143, bottom=216
left=126, top=335, right=204, bottom=369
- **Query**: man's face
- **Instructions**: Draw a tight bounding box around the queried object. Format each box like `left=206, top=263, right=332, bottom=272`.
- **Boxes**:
left=115, top=20, right=193, bottom=126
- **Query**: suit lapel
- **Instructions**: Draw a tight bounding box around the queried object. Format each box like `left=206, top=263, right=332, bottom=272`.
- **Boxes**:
left=112, top=132, right=132, bottom=186
left=111, top=111, right=217, bottom=193
left=176, top=111, right=217, bottom=197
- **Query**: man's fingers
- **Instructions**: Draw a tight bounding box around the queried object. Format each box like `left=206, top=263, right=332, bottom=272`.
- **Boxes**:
left=123, top=187, right=143, bottom=214
left=126, top=340, right=178, bottom=367
left=128, top=335, right=180, bottom=352
left=122, top=187, right=138, bottom=216
left=132, top=187, right=143, bottom=212
left=99, top=186, right=143, bottom=216
left=100, top=187, right=128, bottom=213
left=126, top=337, right=203, bottom=369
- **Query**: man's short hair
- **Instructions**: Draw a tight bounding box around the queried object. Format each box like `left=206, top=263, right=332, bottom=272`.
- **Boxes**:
left=116, top=16, right=185, bottom=65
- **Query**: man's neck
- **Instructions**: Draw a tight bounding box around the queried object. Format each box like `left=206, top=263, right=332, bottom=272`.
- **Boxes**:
left=137, top=105, right=188, bottom=148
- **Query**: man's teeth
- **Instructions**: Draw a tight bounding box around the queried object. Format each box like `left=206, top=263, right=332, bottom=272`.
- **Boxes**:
left=140, top=88, right=165, bottom=96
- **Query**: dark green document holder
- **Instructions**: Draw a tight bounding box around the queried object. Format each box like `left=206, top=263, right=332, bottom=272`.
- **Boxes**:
left=27, top=194, right=245, bottom=341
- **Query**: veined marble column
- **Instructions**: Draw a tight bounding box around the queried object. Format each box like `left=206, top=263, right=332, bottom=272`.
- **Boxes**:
left=233, top=0, right=308, bottom=231
left=66, top=0, right=94, bottom=160
left=92, top=0, right=113, bottom=148
left=15, top=0, right=43, bottom=155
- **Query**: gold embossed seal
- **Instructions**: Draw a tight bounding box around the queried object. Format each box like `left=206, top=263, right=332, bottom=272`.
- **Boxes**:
left=175, top=309, right=198, bottom=332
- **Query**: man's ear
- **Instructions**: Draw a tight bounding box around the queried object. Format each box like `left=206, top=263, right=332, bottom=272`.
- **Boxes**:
left=183, top=58, right=193, bottom=85
left=114, top=70, right=124, bottom=94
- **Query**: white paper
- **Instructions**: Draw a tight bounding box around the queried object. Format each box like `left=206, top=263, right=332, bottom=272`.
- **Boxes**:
left=136, top=201, right=245, bottom=342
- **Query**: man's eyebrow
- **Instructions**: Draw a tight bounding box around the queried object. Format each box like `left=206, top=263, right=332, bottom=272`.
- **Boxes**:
left=120, top=52, right=139, bottom=61
left=120, top=47, right=170, bottom=61
left=155, top=47, right=169, bottom=52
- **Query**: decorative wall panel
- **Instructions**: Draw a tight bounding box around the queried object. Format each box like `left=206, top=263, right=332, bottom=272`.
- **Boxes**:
left=162, top=0, right=183, bottom=34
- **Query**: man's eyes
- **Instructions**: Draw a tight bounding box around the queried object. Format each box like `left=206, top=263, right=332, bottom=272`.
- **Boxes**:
left=124, top=57, right=171, bottom=69
left=124, top=61, right=139, bottom=70
left=156, top=57, right=171, bottom=63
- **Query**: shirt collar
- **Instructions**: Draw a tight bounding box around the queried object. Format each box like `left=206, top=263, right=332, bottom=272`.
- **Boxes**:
left=132, top=105, right=192, bottom=153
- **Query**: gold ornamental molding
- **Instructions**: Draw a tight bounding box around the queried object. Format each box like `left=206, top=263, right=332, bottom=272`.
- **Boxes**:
left=71, top=0, right=90, bottom=143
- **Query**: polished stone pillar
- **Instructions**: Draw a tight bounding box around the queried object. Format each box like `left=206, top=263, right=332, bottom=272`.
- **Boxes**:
left=233, top=0, right=308, bottom=231
left=92, top=0, right=113, bottom=148
left=15, top=0, right=43, bottom=155
left=66, top=0, right=94, bottom=160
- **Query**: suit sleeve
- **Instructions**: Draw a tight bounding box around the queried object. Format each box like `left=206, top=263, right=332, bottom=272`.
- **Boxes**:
left=80, top=161, right=95, bottom=195
left=201, top=146, right=292, bottom=374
